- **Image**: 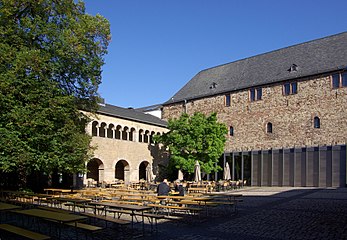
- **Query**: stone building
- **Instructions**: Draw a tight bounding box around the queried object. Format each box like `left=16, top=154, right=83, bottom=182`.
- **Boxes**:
left=83, top=103, right=168, bottom=185
left=162, top=32, right=347, bottom=187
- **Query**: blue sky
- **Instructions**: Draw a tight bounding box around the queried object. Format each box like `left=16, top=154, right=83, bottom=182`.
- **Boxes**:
left=83, top=0, right=347, bottom=108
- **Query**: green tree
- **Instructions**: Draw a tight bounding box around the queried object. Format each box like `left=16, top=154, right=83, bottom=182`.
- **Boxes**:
left=0, top=0, right=110, bottom=187
left=155, top=112, right=227, bottom=178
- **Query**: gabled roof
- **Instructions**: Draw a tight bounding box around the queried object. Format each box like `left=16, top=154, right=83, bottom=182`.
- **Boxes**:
left=97, top=103, right=167, bottom=128
left=164, top=31, right=347, bottom=105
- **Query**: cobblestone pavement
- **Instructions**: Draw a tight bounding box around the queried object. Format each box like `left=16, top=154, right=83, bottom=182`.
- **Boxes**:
left=3, top=187, right=347, bottom=239
left=143, top=187, right=347, bottom=240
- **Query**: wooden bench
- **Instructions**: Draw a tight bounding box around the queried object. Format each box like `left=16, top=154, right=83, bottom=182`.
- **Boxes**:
left=106, top=208, right=133, bottom=219
left=65, top=222, right=103, bottom=235
left=136, top=212, right=166, bottom=232
left=104, top=207, right=168, bottom=232
left=0, top=223, right=50, bottom=240
left=72, top=203, right=105, bottom=214
left=37, top=206, right=73, bottom=214
left=101, top=200, right=143, bottom=206
left=187, top=187, right=208, bottom=194
left=148, top=204, right=203, bottom=216
left=7, top=198, right=33, bottom=208
left=80, top=212, right=131, bottom=228
left=180, top=200, right=219, bottom=207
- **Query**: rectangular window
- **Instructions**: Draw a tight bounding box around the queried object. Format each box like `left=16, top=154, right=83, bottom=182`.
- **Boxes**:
left=250, top=89, right=255, bottom=101
left=229, top=126, right=234, bottom=136
left=283, top=83, right=291, bottom=95
left=256, top=88, right=262, bottom=100
left=225, top=94, right=231, bottom=107
left=291, top=82, right=297, bottom=94
left=283, top=82, right=297, bottom=95
left=342, top=72, right=347, bottom=87
left=250, top=87, right=262, bottom=101
left=331, top=72, right=347, bottom=89
left=332, top=74, right=340, bottom=89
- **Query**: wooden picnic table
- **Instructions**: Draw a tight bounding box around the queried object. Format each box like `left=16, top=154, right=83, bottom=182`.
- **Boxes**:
left=14, top=208, right=87, bottom=239
left=43, top=188, right=73, bottom=196
left=89, top=201, right=152, bottom=233
left=51, top=197, right=91, bottom=212
left=157, top=195, right=187, bottom=201
left=0, top=202, right=21, bottom=223
left=148, top=203, right=203, bottom=217
left=23, top=193, right=53, bottom=205
left=204, top=192, right=243, bottom=212
left=0, top=202, right=21, bottom=211
left=204, top=192, right=242, bottom=201
left=188, top=187, right=209, bottom=194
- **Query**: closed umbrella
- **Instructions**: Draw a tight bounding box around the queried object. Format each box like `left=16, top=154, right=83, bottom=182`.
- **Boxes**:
left=223, top=162, right=231, bottom=180
left=178, top=169, right=184, bottom=181
left=146, top=165, right=153, bottom=183
left=194, top=160, right=201, bottom=182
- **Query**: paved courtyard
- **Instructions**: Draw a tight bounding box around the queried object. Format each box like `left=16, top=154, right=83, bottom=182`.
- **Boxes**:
left=3, top=187, right=347, bottom=239
left=143, top=187, right=347, bottom=240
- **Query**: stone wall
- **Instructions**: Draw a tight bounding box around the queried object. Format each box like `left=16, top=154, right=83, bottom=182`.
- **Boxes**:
left=83, top=111, right=168, bottom=184
left=163, top=73, right=347, bottom=152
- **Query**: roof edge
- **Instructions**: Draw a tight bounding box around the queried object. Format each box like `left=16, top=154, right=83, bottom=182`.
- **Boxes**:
left=96, top=109, right=168, bottom=128
left=163, top=66, right=347, bottom=106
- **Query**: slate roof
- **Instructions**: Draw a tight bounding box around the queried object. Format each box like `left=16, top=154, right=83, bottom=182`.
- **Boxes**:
left=136, top=104, right=163, bottom=112
left=97, top=103, right=167, bottom=128
left=164, top=31, right=347, bottom=105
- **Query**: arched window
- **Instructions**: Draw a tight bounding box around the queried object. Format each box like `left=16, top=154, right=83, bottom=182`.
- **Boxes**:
left=91, top=121, right=98, bottom=136
left=122, top=127, right=128, bottom=140
left=107, top=124, right=114, bottom=138
left=150, top=131, right=155, bottom=144
left=115, top=125, right=121, bottom=139
left=99, top=122, right=106, bottom=137
left=138, top=129, right=144, bottom=142
left=314, top=117, right=320, bottom=129
left=229, top=126, right=234, bottom=136
left=129, top=128, right=135, bottom=141
left=144, top=130, right=149, bottom=143
left=267, top=122, right=273, bottom=133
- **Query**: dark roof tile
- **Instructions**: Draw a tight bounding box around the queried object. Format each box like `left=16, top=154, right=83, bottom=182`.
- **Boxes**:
left=97, top=104, right=167, bottom=127
left=165, top=32, right=347, bottom=104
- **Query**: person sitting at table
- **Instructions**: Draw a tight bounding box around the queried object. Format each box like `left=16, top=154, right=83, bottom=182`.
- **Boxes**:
left=174, top=180, right=185, bottom=196
left=157, top=179, right=170, bottom=196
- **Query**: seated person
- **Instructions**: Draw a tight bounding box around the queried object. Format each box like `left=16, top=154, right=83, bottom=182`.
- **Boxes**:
left=157, top=179, right=170, bottom=196
left=174, top=180, right=185, bottom=196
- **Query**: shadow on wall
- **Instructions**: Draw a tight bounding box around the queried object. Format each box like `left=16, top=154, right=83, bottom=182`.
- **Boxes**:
left=148, top=143, right=169, bottom=181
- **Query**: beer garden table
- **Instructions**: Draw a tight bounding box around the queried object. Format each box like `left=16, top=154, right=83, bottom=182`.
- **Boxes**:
left=13, top=208, right=87, bottom=239
left=89, top=201, right=152, bottom=233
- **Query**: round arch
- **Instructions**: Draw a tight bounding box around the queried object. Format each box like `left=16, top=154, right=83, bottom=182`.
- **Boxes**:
left=129, top=128, right=135, bottom=141
left=99, top=122, right=107, bottom=137
left=87, top=158, right=104, bottom=183
left=139, top=161, right=150, bottom=181
left=107, top=124, right=115, bottom=138
left=122, top=126, right=129, bottom=140
left=138, top=129, right=144, bottom=142
left=91, top=121, right=98, bottom=136
left=115, top=160, right=130, bottom=184
left=115, top=125, right=122, bottom=139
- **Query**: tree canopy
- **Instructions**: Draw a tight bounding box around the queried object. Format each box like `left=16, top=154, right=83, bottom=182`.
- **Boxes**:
left=0, top=0, right=110, bottom=181
left=155, top=112, right=227, bottom=178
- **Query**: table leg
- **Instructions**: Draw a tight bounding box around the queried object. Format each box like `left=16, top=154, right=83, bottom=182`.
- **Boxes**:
left=141, top=211, right=145, bottom=235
